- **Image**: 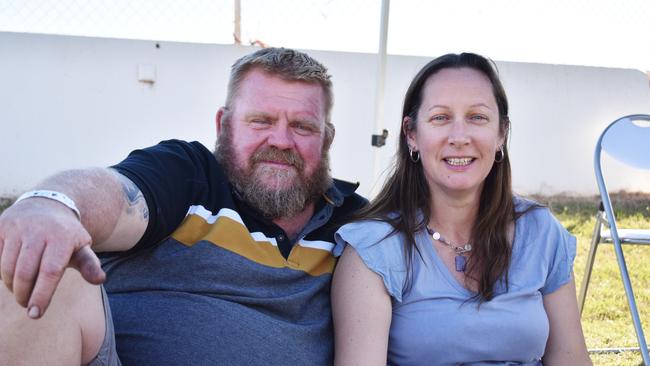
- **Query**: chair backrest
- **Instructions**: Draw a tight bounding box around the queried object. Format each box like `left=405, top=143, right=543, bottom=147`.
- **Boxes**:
left=594, top=114, right=650, bottom=230
left=598, top=114, right=650, bottom=170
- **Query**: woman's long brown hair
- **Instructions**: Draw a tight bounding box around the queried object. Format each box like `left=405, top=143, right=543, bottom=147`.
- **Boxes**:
left=356, top=53, right=519, bottom=302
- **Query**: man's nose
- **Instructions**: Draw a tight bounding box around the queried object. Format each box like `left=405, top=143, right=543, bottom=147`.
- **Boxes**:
left=267, top=123, right=295, bottom=150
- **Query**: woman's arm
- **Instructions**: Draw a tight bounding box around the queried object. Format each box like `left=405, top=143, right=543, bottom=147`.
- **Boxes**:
left=331, top=245, right=392, bottom=366
left=542, top=275, right=592, bottom=365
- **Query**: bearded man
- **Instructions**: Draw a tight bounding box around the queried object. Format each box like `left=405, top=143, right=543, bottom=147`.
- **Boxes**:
left=0, top=48, right=366, bottom=366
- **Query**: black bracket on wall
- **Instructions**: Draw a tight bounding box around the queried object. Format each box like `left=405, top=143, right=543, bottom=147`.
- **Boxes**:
left=371, top=129, right=389, bottom=147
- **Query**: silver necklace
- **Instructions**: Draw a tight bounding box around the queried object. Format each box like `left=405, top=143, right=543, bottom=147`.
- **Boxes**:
left=426, top=227, right=472, bottom=272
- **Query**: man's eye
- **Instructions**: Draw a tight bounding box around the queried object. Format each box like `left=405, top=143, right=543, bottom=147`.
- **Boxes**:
left=250, top=119, right=271, bottom=128
left=293, top=123, right=317, bottom=136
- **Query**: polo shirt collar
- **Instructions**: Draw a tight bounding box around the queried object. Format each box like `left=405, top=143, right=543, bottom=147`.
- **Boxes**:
left=323, top=179, right=360, bottom=207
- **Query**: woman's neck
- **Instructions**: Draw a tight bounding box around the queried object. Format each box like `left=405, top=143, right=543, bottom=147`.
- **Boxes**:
left=428, top=193, right=480, bottom=241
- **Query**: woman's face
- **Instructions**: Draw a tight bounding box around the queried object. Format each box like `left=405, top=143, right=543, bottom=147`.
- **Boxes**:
left=406, top=67, right=504, bottom=200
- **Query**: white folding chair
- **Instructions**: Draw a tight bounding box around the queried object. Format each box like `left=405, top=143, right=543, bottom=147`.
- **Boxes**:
left=577, top=114, right=650, bottom=364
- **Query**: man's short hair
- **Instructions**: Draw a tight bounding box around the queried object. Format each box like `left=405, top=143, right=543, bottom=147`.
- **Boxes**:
left=225, top=48, right=335, bottom=148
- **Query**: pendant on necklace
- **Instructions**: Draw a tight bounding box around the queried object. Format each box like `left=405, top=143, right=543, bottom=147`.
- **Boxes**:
left=426, top=227, right=471, bottom=273
left=454, top=255, right=467, bottom=272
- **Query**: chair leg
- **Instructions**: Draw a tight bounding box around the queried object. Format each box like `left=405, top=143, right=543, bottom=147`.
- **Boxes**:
left=578, top=212, right=602, bottom=315
left=610, top=235, right=650, bottom=365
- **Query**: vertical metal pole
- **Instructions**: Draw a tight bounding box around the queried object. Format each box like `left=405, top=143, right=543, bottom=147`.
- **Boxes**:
left=371, top=0, right=390, bottom=197
left=234, top=0, right=241, bottom=44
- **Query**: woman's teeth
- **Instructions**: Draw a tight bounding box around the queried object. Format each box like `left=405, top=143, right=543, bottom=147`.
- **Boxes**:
left=445, top=157, right=473, bottom=166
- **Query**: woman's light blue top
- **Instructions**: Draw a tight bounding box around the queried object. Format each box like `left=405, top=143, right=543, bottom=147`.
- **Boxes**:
left=334, top=198, right=576, bottom=366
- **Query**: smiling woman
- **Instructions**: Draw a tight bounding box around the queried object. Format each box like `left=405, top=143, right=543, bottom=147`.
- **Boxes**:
left=405, top=67, right=505, bottom=198
left=331, top=52, right=593, bottom=366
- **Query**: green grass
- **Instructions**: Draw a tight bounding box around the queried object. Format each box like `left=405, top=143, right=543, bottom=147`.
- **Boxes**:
left=1, top=193, right=649, bottom=365
left=536, top=193, right=650, bottom=366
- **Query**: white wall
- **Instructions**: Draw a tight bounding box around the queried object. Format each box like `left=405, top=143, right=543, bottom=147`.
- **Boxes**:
left=1, top=32, right=649, bottom=199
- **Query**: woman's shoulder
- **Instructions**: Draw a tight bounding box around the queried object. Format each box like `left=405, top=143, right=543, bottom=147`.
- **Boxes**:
left=513, top=196, right=543, bottom=213
left=513, top=196, right=568, bottom=231
left=333, top=215, right=406, bottom=257
left=511, top=196, right=577, bottom=294
left=334, top=214, right=410, bottom=301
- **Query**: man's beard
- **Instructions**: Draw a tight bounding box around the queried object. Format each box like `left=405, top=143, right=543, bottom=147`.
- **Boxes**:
left=214, top=129, right=332, bottom=220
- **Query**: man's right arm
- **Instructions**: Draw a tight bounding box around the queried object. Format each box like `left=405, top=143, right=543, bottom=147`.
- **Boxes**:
left=0, top=168, right=148, bottom=318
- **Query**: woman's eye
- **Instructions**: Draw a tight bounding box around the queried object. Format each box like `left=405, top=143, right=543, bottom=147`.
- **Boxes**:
left=470, top=115, right=488, bottom=121
left=431, top=115, right=448, bottom=122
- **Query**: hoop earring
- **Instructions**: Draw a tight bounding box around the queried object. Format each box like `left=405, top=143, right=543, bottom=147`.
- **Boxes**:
left=495, top=145, right=505, bottom=163
left=409, top=147, right=420, bottom=163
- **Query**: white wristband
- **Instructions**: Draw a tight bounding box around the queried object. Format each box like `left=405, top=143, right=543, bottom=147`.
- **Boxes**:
left=15, top=190, right=81, bottom=220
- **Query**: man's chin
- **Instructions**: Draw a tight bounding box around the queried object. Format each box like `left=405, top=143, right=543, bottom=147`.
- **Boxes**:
left=255, top=179, right=299, bottom=192
left=253, top=170, right=299, bottom=188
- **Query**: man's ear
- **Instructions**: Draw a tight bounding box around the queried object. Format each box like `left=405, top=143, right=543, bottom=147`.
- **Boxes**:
left=324, top=123, right=335, bottom=150
left=216, top=107, right=226, bottom=136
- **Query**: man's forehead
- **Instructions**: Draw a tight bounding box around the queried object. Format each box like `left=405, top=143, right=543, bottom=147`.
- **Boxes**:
left=232, top=69, right=326, bottom=117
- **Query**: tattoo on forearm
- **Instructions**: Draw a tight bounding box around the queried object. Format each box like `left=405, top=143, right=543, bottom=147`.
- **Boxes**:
left=118, top=175, right=149, bottom=220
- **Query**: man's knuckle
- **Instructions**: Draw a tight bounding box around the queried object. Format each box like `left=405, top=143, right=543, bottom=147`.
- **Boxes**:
left=76, top=233, right=91, bottom=246
left=14, top=267, right=34, bottom=282
left=40, top=263, right=65, bottom=279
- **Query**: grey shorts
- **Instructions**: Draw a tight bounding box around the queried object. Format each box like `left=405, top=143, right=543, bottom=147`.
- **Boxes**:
left=87, top=286, right=121, bottom=366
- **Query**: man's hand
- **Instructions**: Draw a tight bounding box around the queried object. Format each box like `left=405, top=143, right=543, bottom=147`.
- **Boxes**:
left=0, top=198, right=105, bottom=319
